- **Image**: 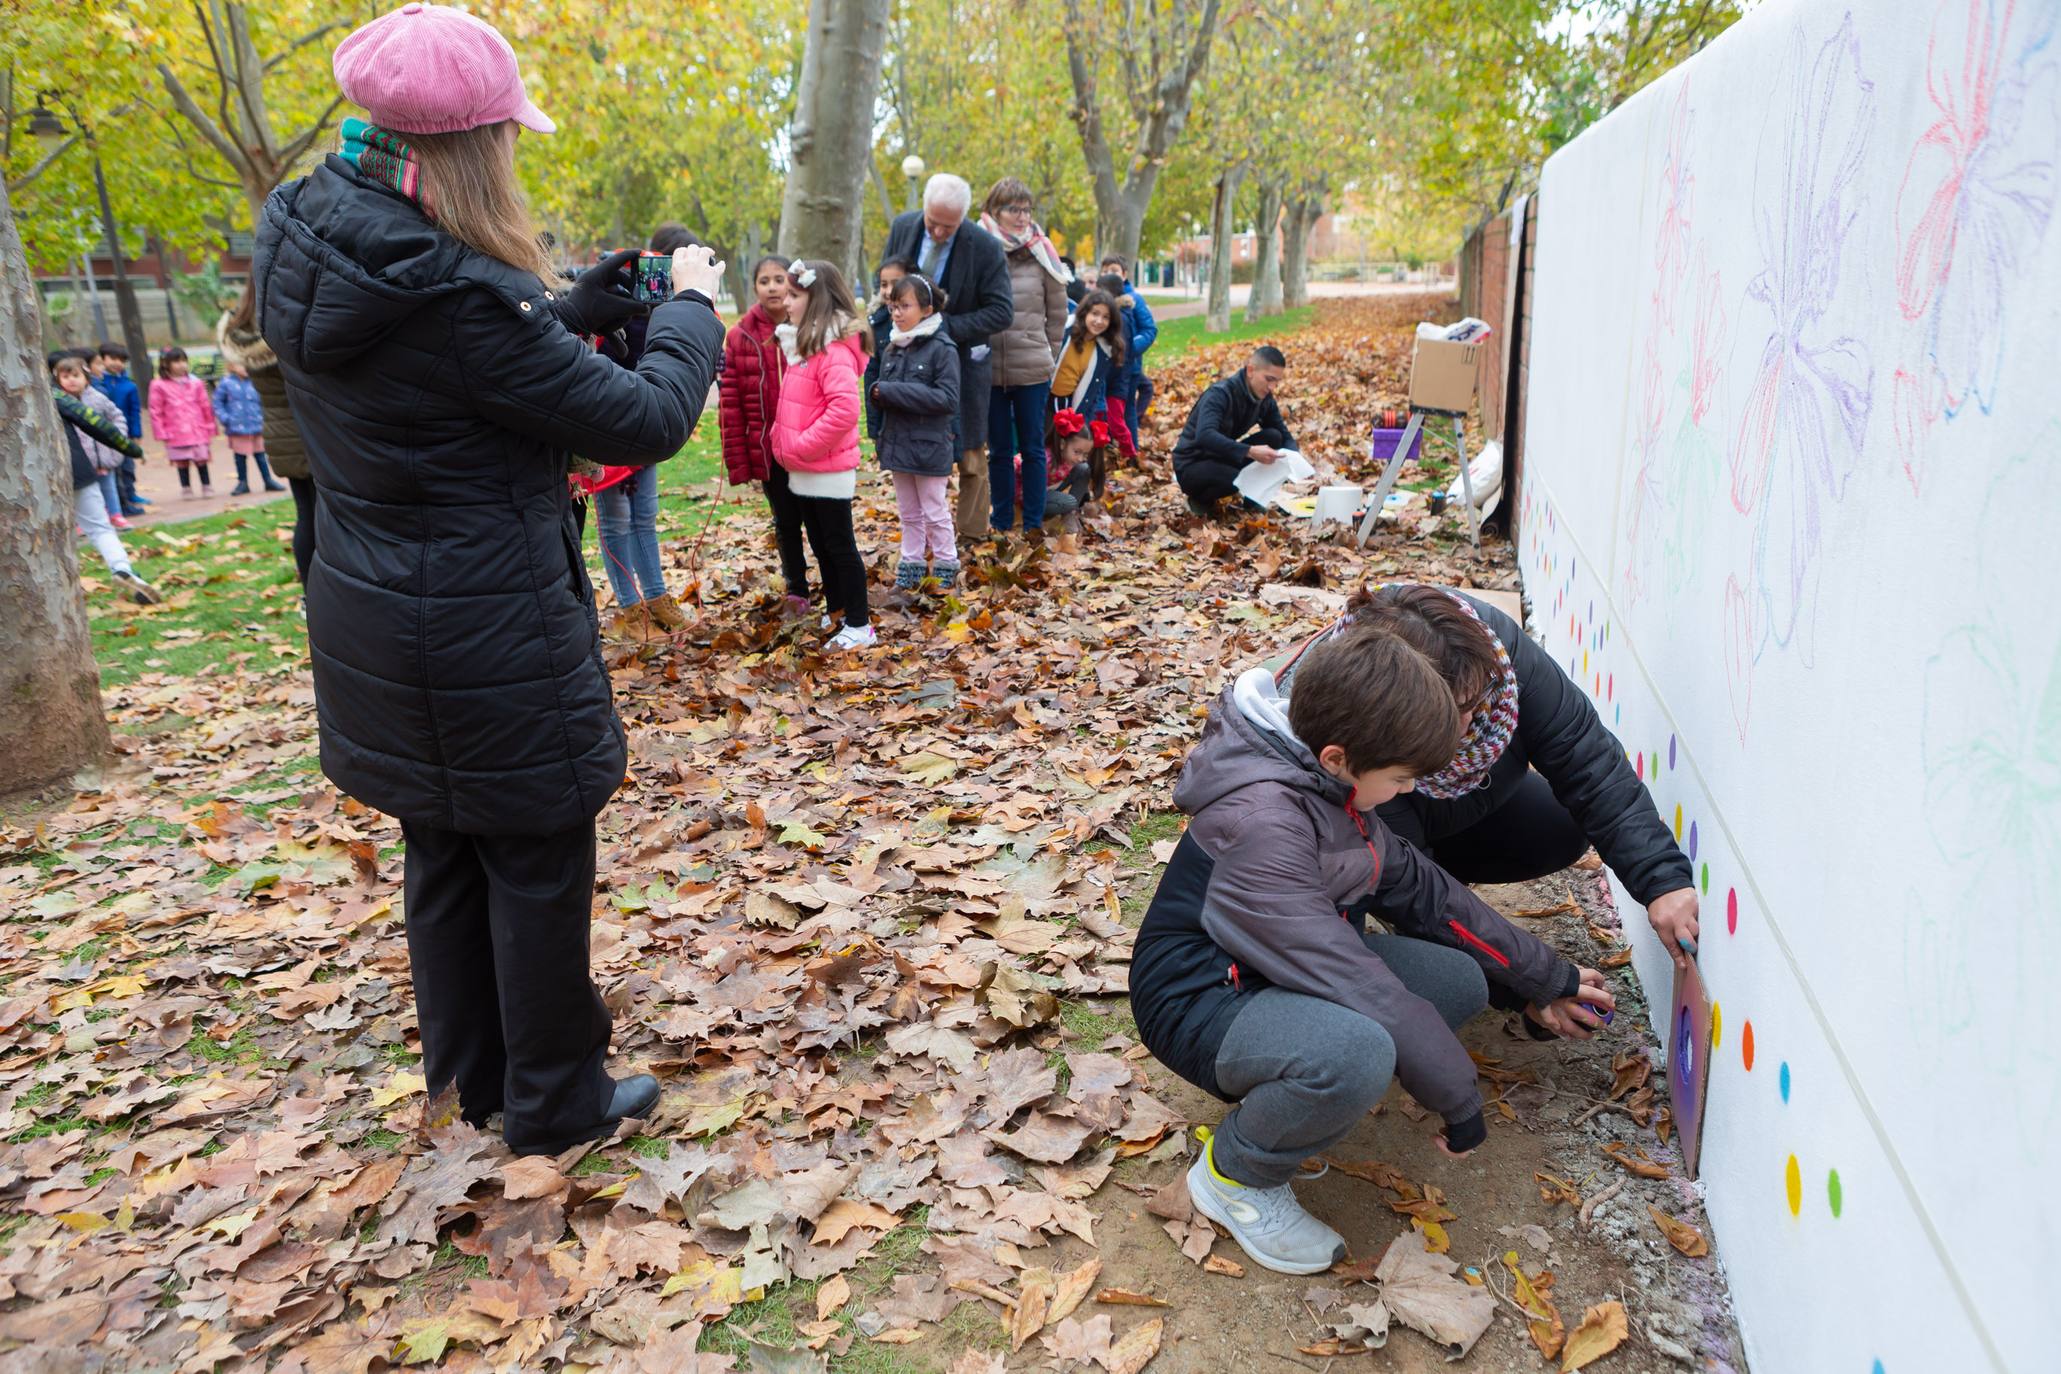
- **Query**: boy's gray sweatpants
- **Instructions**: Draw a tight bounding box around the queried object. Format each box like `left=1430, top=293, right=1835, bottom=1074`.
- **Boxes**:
left=1209, top=934, right=1489, bottom=1187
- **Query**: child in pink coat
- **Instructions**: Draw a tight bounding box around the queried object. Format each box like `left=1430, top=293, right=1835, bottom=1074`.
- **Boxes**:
left=770, top=258, right=874, bottom=649
left=147, top=346, right=219, bottom=495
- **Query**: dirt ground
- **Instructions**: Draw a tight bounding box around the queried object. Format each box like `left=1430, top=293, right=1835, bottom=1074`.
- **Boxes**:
left=1031, top=855, right=1749, bottom=1374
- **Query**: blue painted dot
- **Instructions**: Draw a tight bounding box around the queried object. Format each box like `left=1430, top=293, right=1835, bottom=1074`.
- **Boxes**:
left=1615, top=704, right=1622, bottom=725
left=1872, top=1362, right=1884, bottom=1374
left=1688, top=821, right=1698, bottom=861
left=1780, top=1062, right=1792, bottom=1103
left=1669, top=735, right=1678, bottom=769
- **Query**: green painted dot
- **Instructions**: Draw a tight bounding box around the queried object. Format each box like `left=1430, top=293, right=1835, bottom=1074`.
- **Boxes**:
left=1827, top=1169, right=1843, bottom=1217
left=1700, top=863, right=1710, bottom=894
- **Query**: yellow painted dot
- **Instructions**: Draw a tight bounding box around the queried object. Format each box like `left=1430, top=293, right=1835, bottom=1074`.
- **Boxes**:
left=1673, top=803, right=1684, bottom=841
left=1710, top=1001, right=1723, bottom=1050
left=1785, top=1154, right=1802, bottom=1216
left=1583, top=649, right=1590, bottom=675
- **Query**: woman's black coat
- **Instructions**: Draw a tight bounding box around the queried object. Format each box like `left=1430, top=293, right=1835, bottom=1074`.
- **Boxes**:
left=252, top=156, right=725, bottom=834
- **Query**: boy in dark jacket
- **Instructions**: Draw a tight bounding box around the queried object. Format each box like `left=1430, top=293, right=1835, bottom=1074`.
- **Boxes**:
left=1171, top=345, right=1295, bottom=517
left=93, top=343, right=149, bottom=515
left=1131, top=625, right=1612, bottom=1274
left=872, top=272, right=961, bottom=589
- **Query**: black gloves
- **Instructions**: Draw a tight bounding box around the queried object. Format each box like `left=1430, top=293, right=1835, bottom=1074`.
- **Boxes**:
left=557, top=247, right=648, bottom=337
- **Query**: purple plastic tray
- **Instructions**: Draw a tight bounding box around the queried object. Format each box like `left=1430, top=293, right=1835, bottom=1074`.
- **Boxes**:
left=1370, top=426, right=1423, bottom=463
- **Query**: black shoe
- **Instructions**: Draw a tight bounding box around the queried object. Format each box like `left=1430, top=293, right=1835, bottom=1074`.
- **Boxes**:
left=508, top=1072, right=660, bottom=1156
left=121, top=505, right=147, bottom=518
left=228, top=482, right=251, bottom=495
left=262, top=481, right=287, bottom=492
left=1240, top=496, right=1268, bottom=513
left=1186, top=494, right=1218, bottom=520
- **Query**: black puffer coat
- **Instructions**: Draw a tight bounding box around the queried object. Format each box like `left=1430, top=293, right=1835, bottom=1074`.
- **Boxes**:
left=252, top=157, right=724, bottom=834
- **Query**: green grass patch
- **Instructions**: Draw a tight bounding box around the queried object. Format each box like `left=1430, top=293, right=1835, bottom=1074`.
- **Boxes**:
left=89, top=427, right=735, bottom=686
left=1150, top=305, right=1314, bottom=364
left=1124, top=810, right=1185, bottom=860
left=362, top=1128, right=406, bottom=1152
left=1061, top=997, right=1138, bottom=1046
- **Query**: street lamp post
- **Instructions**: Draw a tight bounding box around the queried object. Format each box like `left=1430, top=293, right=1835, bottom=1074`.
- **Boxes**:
left=900, top=154, right=926, bottom=215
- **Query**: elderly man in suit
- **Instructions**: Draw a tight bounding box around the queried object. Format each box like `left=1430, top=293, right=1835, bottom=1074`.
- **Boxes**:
left=880, top=173, right=1014, bottom=541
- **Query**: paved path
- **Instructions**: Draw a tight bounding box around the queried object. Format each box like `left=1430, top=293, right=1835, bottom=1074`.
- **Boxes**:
left=1147, top=278, right=1455, bottom=321
left=118, top=435, right=293, bottom=529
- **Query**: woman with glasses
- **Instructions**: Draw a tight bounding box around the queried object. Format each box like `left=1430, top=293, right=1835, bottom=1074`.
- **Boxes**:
left=978, top=178, right=1072, bottom=546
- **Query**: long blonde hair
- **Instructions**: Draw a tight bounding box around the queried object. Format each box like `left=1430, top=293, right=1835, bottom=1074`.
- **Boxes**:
left=406, top=121, right=557, bottom=281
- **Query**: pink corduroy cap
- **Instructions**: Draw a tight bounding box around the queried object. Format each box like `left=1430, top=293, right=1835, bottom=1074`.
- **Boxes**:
left=333, top=4, right=555, bottom=137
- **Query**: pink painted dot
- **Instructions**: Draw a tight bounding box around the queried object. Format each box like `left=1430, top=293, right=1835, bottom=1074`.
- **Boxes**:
left=1636, top=751, right=1644, bottom=778
left=1727, top=887, right=1739, bottom=935
left=1607, top=674, right=1614, bottom=701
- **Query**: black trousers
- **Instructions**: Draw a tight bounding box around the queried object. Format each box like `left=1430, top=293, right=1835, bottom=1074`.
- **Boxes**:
left=1175, top=454, right=1248, bottom=502
left=764, top=464, right=812, bottom=599
left=400, top=818, right=613, bottom=1153
left=796, top=495, right=868, bottom=628
left=1377, top=770, right=1590, bottom=885
left=288, top=477, right=317, bottom=585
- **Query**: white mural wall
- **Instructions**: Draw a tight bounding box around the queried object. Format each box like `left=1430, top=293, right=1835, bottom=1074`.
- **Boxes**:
left=1517, top=1, right=2059, bottom=1370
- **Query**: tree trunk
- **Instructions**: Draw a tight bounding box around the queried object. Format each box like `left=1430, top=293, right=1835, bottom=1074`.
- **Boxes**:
left=1244, top=178, right=1284, bottom=322
left=778, top=0, right=892, bottom=287
left=1281, top=190, right=1324, bottom=310
left=1205, top=164, right=1244, bottom=334
left=93, top=156, right=155, bottom=388
left=0, top=179, right=108, bottom=794
left=1062, top=0, right=1225, bottom=266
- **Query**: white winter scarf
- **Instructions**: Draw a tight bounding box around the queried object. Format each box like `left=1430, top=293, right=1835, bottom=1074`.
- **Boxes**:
left=889, top=312, right=945, bottom=348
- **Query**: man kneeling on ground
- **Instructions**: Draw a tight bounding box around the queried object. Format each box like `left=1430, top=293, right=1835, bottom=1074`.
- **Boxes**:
left=1170, top=345, right=1295, bottom=518
left=1129, top=624, right=1615, bottom=1274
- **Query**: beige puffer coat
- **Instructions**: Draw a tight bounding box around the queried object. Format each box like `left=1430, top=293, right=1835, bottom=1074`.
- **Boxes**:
left=987, top=241, right=1070, bottom=388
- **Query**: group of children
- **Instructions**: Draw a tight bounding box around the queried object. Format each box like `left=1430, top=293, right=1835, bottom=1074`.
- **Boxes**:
left=145, top=347, right=289, bottom=499
left=711, top=252, right=1156, bottom=651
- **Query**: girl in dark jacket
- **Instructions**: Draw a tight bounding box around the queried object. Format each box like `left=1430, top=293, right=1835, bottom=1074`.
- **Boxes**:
left=871, top=272, right=962, bottom=590
left=1274, top=584, right=1702, bottom=973
left=251, top=4, right=726, bottom=1156
left=721, top=256, right=807, bottom=613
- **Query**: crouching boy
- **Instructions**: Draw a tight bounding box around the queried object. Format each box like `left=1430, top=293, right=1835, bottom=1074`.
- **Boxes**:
left=1130, top=625, right=1614, bottom=1274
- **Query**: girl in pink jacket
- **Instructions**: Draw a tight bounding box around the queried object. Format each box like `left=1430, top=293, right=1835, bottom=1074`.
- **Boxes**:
left=147, top=347, right=219, bottom=495
left=771, top=258, right=875, bottom=649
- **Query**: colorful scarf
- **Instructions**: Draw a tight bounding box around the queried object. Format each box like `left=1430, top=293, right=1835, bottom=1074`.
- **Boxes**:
left=1279, top=587, right=1521, bottom=799
left=341, top=117, right=422, bottom=203
left=981, top=214, right=1071, bottom=285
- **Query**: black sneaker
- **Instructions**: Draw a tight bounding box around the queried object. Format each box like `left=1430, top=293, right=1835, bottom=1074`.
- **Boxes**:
left=228, top=483, right=251, bottom=495
left=1186, top=494, right=1218, bottom=520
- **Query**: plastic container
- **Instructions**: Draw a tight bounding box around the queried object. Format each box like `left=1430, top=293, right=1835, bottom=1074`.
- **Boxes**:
left=1370, top=426, right=1423, bottom=464
left=1312, top=485, right=1362, bottom=526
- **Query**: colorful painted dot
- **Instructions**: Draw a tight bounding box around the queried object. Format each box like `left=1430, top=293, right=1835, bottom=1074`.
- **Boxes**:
left=1688, top=821, right=1699, bottom=861
left=1873, top=1360, right=1885, bottom=1374
left=1785, top=1155, right=1802, bottom=1215
left=1668, top=734, right=1678, bottom=769
left=1636, top=751, right=1644, bottom=778
left=1710, top=1001, right=1723, bottom=1050
left=1827, top=1168, right=1843, bottom=1218
left=1615, top=704, right=1622, bottom=725
left=1779, top=1061, right=1792, bottom=1102
left=1742, top=1020, right=1756, bottom=1071
left=1607, top=673, right=1614, bottom=700
left=1672, top=804, right=1683, bottom=841
left=1700, top=862, right=1710, bottom=894
left=1727, top=887, right=1739, bottom=934
left=1583, top=649, right=1590, bottom=676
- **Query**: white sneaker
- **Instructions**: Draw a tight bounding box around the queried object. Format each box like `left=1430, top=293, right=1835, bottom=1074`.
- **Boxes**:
left=826, top=623, right=877, bottom=650
left=1184, top=1128, right=1346, bottom=1275
left=111, top=570, right=163, bottom=606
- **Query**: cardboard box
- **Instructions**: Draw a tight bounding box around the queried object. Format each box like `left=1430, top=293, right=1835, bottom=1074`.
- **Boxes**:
left=1408, top=335, right=1481, bottom=412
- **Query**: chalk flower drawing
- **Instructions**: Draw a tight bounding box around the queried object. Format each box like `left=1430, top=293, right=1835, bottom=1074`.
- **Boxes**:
left=1724, top=15, right=1876, bottom=735
left=1662, top=258, right=1727, bottom=601
left=1892, top=0, right=2060, bottom=490
left=1653, top=81, right=1697, bottom=330
left=1895, top=0, right=2059, bottom=415
left=1916, top=439, right=2061, bottom=1151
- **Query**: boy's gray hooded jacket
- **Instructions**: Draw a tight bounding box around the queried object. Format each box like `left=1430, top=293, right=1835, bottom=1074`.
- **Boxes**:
left=1130, top=668, right=1578, bottom=1136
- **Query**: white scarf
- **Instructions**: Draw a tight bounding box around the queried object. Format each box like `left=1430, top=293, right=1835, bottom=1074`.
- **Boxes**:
left=889, top=312, right=945, bottom=348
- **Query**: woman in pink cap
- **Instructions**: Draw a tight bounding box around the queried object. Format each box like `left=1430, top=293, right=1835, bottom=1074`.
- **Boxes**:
left=251, top=3, right=727, bottom=1155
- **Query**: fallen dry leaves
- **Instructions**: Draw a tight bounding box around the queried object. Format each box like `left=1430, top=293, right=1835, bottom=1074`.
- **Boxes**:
left=1649, top=1206, right=1710, bottom=1257
left=1560, top=1299, right=1631, bottom=1371
left=0, top=295, right=1514, bottom=1370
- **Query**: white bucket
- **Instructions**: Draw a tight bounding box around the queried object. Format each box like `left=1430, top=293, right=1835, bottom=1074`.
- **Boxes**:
left=1312, top=485, right=1362, bottom=527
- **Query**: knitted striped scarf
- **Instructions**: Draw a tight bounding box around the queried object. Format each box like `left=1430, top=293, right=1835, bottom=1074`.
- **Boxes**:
left=340, top=118, right=422, bottom=203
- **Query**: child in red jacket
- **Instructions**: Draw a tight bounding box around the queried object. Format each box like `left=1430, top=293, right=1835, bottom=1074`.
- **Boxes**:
left=770, top=258, right=873, bottom=650
left=721, top=257, right=810, bottom=613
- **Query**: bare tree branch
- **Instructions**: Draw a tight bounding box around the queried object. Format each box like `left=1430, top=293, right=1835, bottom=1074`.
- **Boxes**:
left=276, top=93, right=349, bottom=169
left=156, top=61, right=250, bottom=180
left=263, top=20, right=352, bottom=75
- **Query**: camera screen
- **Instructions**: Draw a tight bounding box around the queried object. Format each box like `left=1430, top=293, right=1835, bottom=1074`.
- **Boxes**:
left=633, top=254, right=673, bottom=303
